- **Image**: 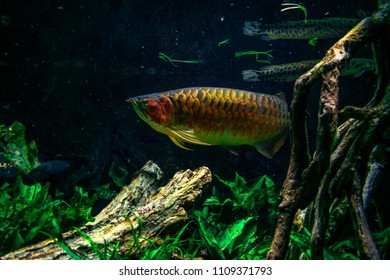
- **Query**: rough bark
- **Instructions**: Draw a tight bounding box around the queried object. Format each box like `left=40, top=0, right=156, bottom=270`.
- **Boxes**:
left=349, top=172, right=381, bottom=259
left=1, top=161, right=212, bottom=260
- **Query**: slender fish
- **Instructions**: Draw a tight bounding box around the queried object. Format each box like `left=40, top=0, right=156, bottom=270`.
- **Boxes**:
left=128, top=87, right=289, bottom=159
left=243, top=58, right=375, bottom=82
left=243, top=18, right=360, bottom=40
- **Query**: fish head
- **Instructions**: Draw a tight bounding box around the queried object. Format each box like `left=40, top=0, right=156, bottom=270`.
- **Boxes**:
left=127, top=94, right=174, bottom=133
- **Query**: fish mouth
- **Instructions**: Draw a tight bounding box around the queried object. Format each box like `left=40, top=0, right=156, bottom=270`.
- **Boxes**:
left=127, top=98, right=141, bottom=113
left=127, top=98, right=142, bottom=112
left=126, top=97, right=137, bottom=104
left=127, top=97, right=142, bottom=108
left=127, top=97, right=152, bottom=123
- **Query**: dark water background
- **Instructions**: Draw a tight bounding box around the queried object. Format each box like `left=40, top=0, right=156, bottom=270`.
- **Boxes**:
left=0, top=0, right=377, bottom=203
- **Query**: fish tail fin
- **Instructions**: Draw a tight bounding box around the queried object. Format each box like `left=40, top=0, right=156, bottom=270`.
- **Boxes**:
left=243, top=21, right=273, bottom=40
left=242, top=69, right=261, bottom=82
left=243, top=21, right=261, bottom=36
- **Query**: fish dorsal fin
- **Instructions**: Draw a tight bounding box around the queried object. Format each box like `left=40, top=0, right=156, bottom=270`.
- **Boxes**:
left=275, top=92, right=286, bottom=101
left=254, top=132, right=287, bottom=159
left=166, top=127, right=211, bottom=150
left=259, top=64, right=272, bottom=71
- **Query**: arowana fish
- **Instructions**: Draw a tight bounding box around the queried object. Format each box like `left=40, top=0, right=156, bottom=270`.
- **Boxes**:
left=128, top=87, right=289, bottom=159
left=242, top=58, right=375, bottom=82
left=243, top=18, right=360, bottom=40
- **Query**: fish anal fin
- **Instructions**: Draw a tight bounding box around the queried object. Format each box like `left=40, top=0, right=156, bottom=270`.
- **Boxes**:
left=222, top=146, right=240, bottom=156
left=254, top=133, right=287, bottom=159
left=271, top=134, right=286, bottom=155
left=254, top=145, right=273, bottom=159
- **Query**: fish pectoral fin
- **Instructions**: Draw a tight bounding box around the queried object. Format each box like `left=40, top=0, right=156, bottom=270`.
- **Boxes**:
left=168, top=136, right=193, bottom=150
left=254, top=133, right=287, bottom=159
left=166, top=127, right=211, bottom=150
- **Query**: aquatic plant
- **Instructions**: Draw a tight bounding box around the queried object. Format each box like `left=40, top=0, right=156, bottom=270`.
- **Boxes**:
left=158, top=52, right=204, bottom=67
left=53, top=227, right=121, bottom=260
left=218, top=39, right=229, bottom=46
left=0, top=122, right=98, bottom=255
left=192, top=173, right=279, bottom=260
left=75, top=227, right=122, bottom=260
left=280, top=3, right=308, bottom=23
left=234, top=50, right=273, bottom=64
left=0, top=121, right=39, bottom=174
left=47, top=172, right=278, bottom=260
left=138, top=221, right=201, bottom=260
left=60, top=219, right=199, bottom=260
left=109, top=161, right=129, bottom=187
left=308, top=36, right=318, bottom=46
left=289, top=219, right=390, bottom=260
left=0, top=177, right=97, bottom=255
left=126, top=172, right=279, bottom=260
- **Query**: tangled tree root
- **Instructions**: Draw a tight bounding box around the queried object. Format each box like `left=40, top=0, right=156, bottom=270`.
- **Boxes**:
left=267, top=4, right=389, bottom=260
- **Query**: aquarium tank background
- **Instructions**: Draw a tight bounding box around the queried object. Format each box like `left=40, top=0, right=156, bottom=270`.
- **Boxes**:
left=0, top=0, right=389, bottom=260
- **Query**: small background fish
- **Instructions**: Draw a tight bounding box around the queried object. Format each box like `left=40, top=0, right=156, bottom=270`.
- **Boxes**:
left=243, top=58, right=375, bottom=82
left=243, top=18, right=360, bottom=40
left=128, top=87, right=289, bottom=159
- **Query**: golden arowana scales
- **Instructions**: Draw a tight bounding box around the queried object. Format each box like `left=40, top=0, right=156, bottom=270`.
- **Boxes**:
left=128, top=87, right=289, bottom=159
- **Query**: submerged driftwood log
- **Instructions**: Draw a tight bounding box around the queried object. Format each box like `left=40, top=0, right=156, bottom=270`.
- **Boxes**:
left=267, top=3, right=389, bottom=260
left=1, top=161, right=212, bottom=259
